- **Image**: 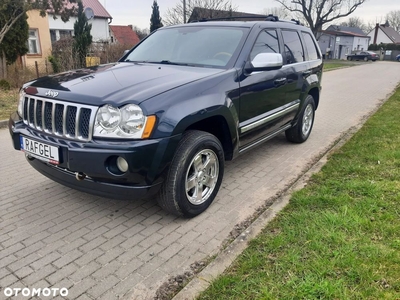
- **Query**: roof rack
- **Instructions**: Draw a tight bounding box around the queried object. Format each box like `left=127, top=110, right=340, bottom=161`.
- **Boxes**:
left=191, top=14, right=280, bottom=23
left=190, top=14, right=303, bottom=26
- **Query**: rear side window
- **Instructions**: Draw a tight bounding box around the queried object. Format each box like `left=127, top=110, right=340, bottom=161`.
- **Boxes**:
left=281, top=30, right=304, bottom=64
left=302, top=32, right=320, bottom=60
left=250, top=30, right=280, bottom=60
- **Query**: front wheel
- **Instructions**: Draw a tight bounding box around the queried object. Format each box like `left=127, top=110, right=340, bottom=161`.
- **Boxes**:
left=364, top=57, right=368, bottom=61
left=285, top=95, right=315, bottom=143
left=158, top=130, right=224, bottom=217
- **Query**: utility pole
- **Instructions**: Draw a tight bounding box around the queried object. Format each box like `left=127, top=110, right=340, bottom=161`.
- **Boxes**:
left=183, top=0, right=186, bottom=23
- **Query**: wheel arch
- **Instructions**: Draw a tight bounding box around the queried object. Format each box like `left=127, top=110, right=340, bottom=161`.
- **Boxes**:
left=185, top=115, right=235, bottom=161
left=308, top=87, right=320, bottom=110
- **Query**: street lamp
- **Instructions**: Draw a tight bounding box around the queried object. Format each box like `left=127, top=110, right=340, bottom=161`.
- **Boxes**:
left=183, top=0, right=186, bottom=23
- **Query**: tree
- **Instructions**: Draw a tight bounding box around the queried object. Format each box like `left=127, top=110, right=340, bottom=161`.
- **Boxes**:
left=339, top=16, right=367, bottom=32
left=275, top=0, right=366, bottom=37
left=0, top=0, right=77, bottom=46
left=385, top=10, right=400, bottom=32
left=0, top=3, right=29, bottom=64
left=73, top=0, right=92, bottom=68
left=262, top=7, right=291, bottom=20
left=164, top=0, right=235, bottom=26
left=132, top=26, right=149, bottom=40
left=150, top=0, right=163, bottom=33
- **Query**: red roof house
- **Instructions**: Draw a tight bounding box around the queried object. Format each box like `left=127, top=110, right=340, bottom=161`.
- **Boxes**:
left=109, top=25, right=140, bottom=48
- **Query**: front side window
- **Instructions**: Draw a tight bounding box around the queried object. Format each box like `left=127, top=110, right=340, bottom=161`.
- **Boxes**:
left=302, top=32, right=320, bottom=61
left=281, top=30, right=304, bottom=64
left=27, top=29, right=40, bottom=54
left=124, top=26, right=249, bottom=68
left=250, top=30, right=280, bottom=61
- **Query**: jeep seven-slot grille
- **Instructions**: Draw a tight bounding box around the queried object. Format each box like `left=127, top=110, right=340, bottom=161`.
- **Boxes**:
left=22, top=96, right=97, bottom=141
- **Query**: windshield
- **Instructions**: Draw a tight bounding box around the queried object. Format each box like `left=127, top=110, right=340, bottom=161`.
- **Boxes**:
left=123, top=26, right=249, bottom=68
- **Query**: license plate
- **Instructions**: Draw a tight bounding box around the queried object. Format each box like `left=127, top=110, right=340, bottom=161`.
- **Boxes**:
left=20, top=136, right=59, bottom=165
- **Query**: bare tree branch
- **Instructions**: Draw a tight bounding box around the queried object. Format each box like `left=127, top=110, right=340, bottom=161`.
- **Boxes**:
left=275, top=0, right=366, bottom=37
left=385, top=10, right=400, bottom=32
left=163, top=0, right=236, bottom=26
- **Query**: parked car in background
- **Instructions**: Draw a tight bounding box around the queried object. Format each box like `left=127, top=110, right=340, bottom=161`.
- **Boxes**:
left=396, top=54, right=400, bottom=62
left=346, top=51, right=378, bottom=61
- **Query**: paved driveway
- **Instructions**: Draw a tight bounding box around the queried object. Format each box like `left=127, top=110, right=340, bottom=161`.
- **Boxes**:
left=1, top=62, right=400, bottom=300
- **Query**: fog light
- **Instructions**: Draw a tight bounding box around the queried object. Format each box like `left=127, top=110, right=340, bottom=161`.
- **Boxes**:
left=116, top=157, right=129, bottom=173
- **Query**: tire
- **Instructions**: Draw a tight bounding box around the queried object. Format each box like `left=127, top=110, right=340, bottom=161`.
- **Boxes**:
left=158, top=130, right=224, bottom=217
left=348, top=57, right=352, bottom=61
left=285, top=95, right=315, bottom=143
left=364, top=57, right=368, bottom=61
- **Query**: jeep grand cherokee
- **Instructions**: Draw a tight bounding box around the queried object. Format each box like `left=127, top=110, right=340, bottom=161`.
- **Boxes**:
left=9, top=18, right=323, bottom=217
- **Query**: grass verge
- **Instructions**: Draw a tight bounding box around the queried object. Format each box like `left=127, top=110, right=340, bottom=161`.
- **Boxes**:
left=198, top=86, right=400, bottom=299
left=0, top=89, right=18, bottom=121
left=323, top=60, right=359, bottom=71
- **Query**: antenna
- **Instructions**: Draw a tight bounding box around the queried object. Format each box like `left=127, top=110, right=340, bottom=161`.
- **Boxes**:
left=84, top=7, right=94, bottom=20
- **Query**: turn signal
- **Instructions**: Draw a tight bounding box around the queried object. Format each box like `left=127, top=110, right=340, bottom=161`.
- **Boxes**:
left=142, top=115, right=156, bottom=139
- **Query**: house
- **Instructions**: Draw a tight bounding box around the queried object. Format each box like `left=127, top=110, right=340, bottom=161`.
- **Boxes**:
left=368, top=22, right=400, bottom=45
left=109, top=25, right=140, bottom=48
left=24, top=0, right=112, bottom=68
left=48, top=0, right=112, bottom=43
left=188, top=7, right=267, bottom=23
left=23, top=10, right=53, bottom=69
left=318, top=25, right=370, bottom=59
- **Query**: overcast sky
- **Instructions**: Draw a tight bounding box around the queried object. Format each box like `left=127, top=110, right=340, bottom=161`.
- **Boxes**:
left=99, top=0, right=399, bottom=30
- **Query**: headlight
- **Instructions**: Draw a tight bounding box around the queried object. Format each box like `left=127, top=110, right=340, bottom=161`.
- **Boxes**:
left=94, top=104, right=155, bottom=139
left=17, top=90, right=25, bottom=118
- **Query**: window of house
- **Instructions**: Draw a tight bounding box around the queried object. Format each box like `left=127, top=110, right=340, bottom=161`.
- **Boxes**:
left=60, top=30, right=73, bottom=39
left=250, top=30, right=280, bottom=61
left=281, top=30, right=304, bottom=64
left=50, top=30, right=57, bottom=44
left=301, top=32, right=320, bottom=60
left=27, top=29, right=40, bottom=54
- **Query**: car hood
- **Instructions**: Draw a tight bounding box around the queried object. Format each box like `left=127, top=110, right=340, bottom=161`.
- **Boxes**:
left=24, top=62, right=224, bottom=106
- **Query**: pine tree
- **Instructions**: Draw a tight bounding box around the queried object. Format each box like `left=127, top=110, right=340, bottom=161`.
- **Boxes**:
left=150, top=0, right=163, bottom=33
left=73, top=0, right=92, bottom=68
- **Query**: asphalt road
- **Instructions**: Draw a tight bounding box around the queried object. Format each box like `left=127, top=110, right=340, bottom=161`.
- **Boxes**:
left=1, top=61, right=400, bottom=300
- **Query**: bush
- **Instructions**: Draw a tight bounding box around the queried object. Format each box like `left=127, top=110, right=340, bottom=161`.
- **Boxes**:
left=369, top=43, right=400, bottom=51
left=0, top=79, right=11, bottom=90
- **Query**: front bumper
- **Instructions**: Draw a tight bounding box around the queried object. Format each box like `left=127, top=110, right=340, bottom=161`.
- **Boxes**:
left=9, top=113, right=181, bottom=200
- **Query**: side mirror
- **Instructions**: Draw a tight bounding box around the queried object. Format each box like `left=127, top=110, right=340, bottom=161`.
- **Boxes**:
left=245, top=53, right=283, bottom=73
left=123, top=50, right=130, bottom=56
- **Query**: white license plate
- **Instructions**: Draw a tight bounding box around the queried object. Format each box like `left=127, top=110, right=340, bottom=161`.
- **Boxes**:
left=20, top=136, right=59, bottom=165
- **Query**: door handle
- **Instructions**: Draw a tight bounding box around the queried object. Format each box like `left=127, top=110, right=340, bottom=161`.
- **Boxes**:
left=274, top=78, right=287, bottom=86
left=303, top=70, right=312, bottom=77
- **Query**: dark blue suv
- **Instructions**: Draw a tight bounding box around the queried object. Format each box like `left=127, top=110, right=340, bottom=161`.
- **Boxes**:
left=9, top=18, right=323, bottom=217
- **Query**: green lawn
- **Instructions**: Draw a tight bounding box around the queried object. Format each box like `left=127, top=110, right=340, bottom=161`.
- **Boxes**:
left=199, top=87, right=400, bottom=299
left=323, top=60, right=359, bottom=71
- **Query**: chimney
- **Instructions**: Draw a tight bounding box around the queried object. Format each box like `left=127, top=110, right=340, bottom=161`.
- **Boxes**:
left=373, top=23, right=379, bottom=44
left=128, top=24, right=133, bottom=30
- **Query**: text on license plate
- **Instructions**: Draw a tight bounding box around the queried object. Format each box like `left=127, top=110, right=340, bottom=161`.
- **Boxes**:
left=20, top=136, right=59, bottom=165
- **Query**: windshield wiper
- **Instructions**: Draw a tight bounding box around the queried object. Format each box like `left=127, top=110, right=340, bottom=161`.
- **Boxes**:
left=150, top=60, right=191, bottom=66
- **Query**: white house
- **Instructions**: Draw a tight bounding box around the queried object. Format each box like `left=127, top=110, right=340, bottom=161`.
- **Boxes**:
left=368, top=22, right=400, bottom=45
left=48, top=0, right=112, bottom=43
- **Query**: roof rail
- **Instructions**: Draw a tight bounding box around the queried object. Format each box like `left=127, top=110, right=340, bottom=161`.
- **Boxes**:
left=190, top=14, right=280, bottom=23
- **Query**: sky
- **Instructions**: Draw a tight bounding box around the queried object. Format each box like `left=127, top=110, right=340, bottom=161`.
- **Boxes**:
left=99, top=0, right=399, bottom=30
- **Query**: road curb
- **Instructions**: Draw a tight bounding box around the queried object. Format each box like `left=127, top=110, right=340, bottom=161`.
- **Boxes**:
left=0, top=119, right=8, bottom=129
left=172, top=88, right=396, bottom=300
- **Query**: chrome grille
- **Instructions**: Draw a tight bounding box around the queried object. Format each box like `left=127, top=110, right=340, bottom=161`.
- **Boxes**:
left=22, top=95, right=97, bottom=141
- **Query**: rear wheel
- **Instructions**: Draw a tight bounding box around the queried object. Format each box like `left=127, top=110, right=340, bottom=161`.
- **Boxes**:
left=158, top=130, right=224, bottom=217
left=348, top=56, right=353, bottom=61
left=285, top=95, right=315, bottom=143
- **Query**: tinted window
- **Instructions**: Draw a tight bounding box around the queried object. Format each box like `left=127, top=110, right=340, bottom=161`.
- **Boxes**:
left=281, top=30, right=304, bottom=64
left=302, top=32, right=320, bottom=60
left=250, top=30, right=280, bottom=60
